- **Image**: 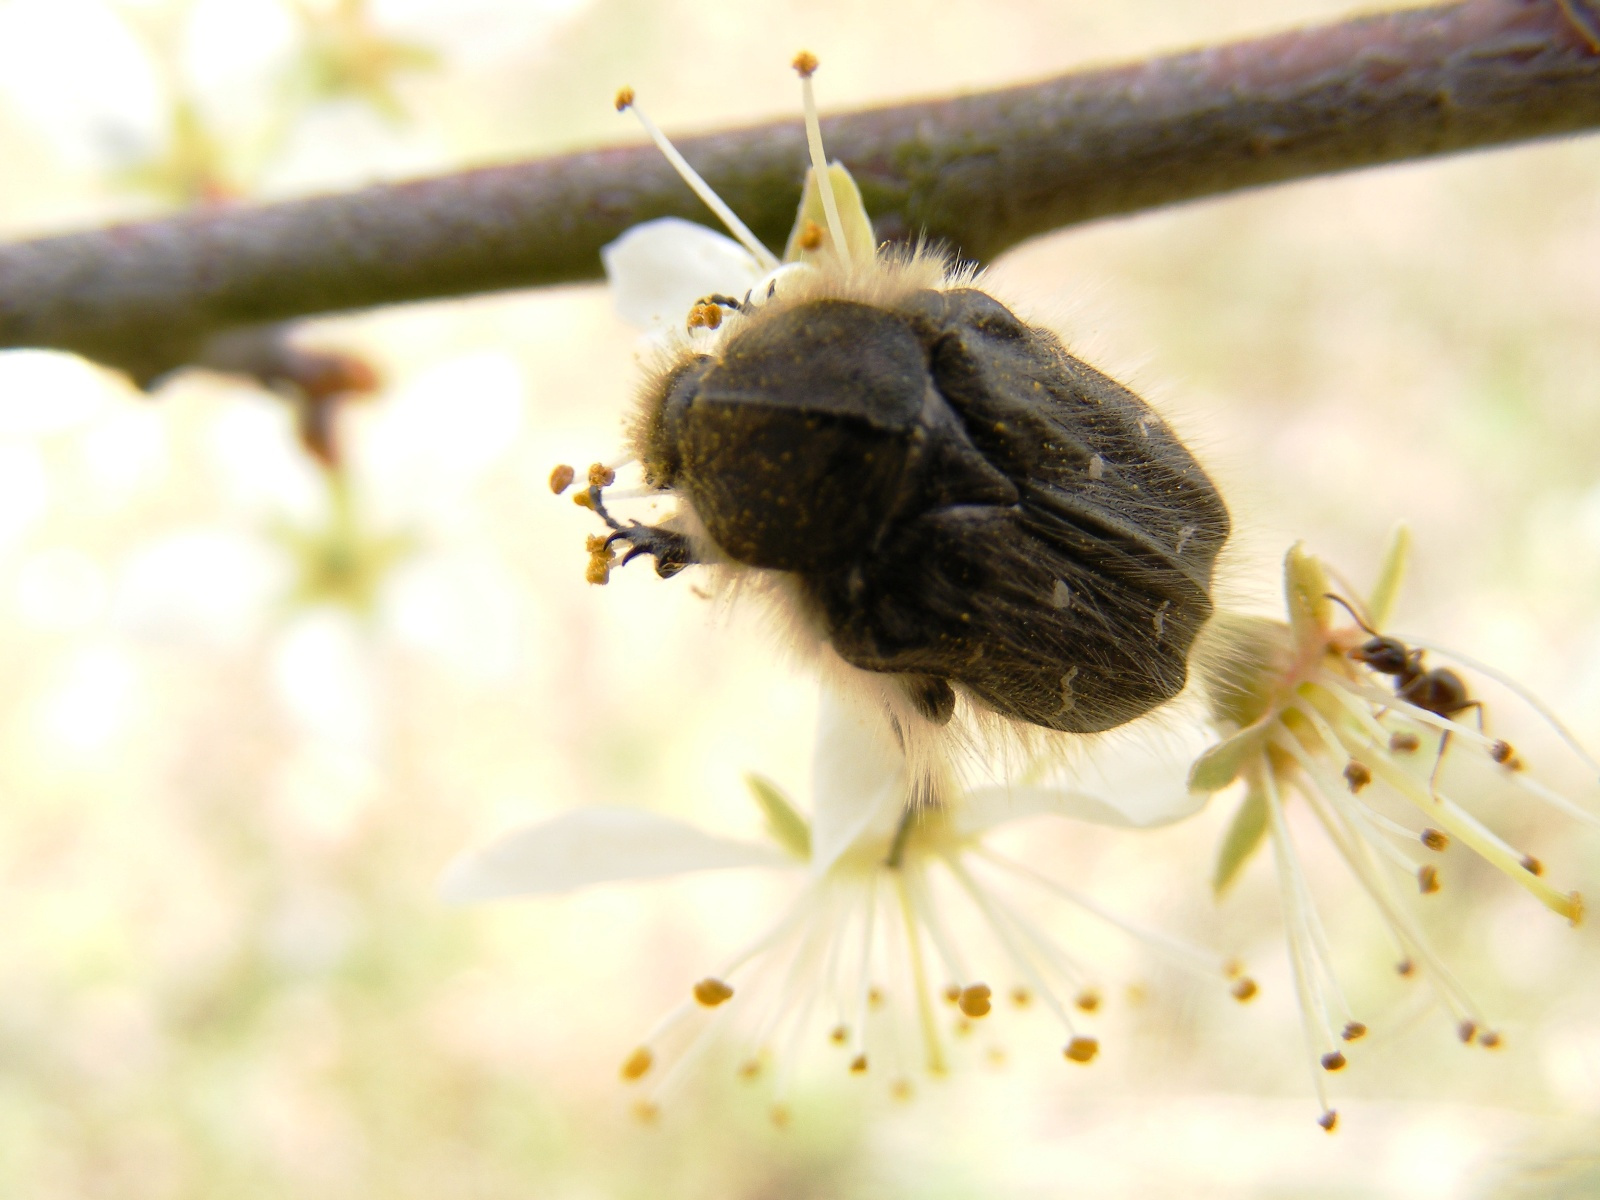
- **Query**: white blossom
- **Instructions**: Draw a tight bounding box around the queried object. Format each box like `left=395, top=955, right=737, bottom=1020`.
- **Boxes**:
left=1191, top=530, right=1599, bottom=1131
left=443, top=692, right=1243, bottom=1122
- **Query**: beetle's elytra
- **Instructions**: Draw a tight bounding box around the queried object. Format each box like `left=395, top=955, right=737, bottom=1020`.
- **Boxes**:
left=626, top=286, right=1230, bottom=734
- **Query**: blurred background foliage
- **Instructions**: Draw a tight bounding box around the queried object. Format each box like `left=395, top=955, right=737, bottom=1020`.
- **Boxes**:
left=0, top=0, right=1598, bottom=1196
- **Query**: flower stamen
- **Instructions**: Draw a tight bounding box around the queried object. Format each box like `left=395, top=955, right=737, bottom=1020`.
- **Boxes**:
left=1259, top=766, right=1345, bottom=1122
left=979, top=848, right=1249, bottom=996
left=614, top=89, right=779, bottom=271
left=893, top=872, right=948, bottom=1074
left=943, top=855, right=1088, bottom=1055
left=791, top=51, right=850, bottom=266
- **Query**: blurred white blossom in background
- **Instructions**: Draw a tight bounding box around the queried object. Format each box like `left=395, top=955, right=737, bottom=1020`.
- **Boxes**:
left=0, top=0, right=1596, bottom=1197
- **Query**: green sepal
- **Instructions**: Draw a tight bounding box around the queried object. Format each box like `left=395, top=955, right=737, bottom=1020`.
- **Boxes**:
left=1188, top=724, right=1268, bottom=793
left=783, top=163, right=877, bottom=267
left=1365, top=524, right=1411, bottom=630
left=1212, top=780, right=1269, bottom=895
left=1283, top=542, right=1333, bottom=650
left=745, top=773, right=812, bottom=861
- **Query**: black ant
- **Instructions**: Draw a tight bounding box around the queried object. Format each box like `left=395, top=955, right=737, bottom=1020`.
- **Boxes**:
left=1324, top=594, right=1517, bottom=783
left=1325, top=594, right=1480, bottom=725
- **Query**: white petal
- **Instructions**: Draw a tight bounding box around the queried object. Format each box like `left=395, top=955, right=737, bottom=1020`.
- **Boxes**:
left=960, top=725, right=1211, bottom=836
left=601, top=218, right=765, bottom=329
left=956, top=782, right=1205, bottom=837
left=439, top=808, right=785, bottom=903
left=808, top=691, right=906, bottom=876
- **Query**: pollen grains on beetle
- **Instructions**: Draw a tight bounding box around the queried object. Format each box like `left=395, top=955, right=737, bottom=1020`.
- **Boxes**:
left=568, top=54, right=1231, bottom=805
left=1188, top=527, right=1599, bottom=1132
left=442, top=690, right=1254, bottom=1125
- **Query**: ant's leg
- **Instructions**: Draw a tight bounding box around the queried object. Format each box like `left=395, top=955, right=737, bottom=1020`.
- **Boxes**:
left=1465, top=699, right=1486, bottom=733
left=1426, top=701, right=1484, bottom=794
left=1428, top=728, right=1452, bottom=797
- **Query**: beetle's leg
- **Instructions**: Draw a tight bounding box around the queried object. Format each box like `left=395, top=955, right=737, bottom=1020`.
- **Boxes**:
left=585, top=486, right=695, bottom=579
left=608, top=525, right=694, bottom=578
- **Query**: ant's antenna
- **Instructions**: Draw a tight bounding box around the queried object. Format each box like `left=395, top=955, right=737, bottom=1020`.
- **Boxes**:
left=1323, top=593, right=1380, bottom=640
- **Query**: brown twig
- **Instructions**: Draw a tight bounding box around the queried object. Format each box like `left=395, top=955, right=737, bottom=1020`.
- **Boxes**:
left=1, top=0, right=1598, bottom=384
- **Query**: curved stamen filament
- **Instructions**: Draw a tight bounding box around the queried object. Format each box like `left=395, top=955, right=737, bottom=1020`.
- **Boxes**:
left=905, top=859, right=971, bottom=992
left=893, top=872, right=947, bottom=1073
left=977, top=848, right=1237, bottom=984
left=979, top=869, right=1095, bottom=1002
left=1295, top=771, right=1490, bottom=1030
left=1310, top=682, right=1580, bottom=918
left=943, top=855, right=1081, bottom=1040
left=1509, top=771, right=1600, bottom=833
left=1284, top=704, right=1433, bottom=874
left=1338, top=678, right=1500, bottom=753
left=1259, top=766, right=1340, bottom=1118
left=617, top=92, right=780, bottom=272
left=848, top=874, right=880, bottom=1065
left=1390, top=632, right=1600, bottom=779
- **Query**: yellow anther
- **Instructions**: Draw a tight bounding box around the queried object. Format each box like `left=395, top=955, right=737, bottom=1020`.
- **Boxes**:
left=798, top=220, right=824, bottom=251
left=573, top=489, right=595, bottom=509
left=1318, top=1110, right=1338, bottom=1133
left=692, top=977, right=734, bottom=1007
left=549, top=463, right=576, bottom=494
left=770, top=1104, right=791, bottom=1129
left=1478, top=1030, right=1503, bottom=1049
left=1231, top=977, right=1259, bottom=1003
left=587, top=462, right=616, bottom=487
left=1521, top=854, right=1544, bottom=876
left=1320, top=1051, right=1347, bottom=1072
left=957, top=984, right=992, bottom=1018
left=614, top=87, right=635, bottom=111
left=1010, top=986, right=1031, bottom=1008
left=585, top=556, right=611, bottom=586
left=1420, top=828, right=1449, bottom=852
left=620, top=1046, right=653, bottom=1081
left=585, top=534, right=611, bottom=554
left=738, top=1058, right=762, bottom=1080
left=1490, top=739, right=1515, bottom=764
left=1397, top=958, right=1416, bottom=977
left=829, top=1024, right=848, bottom=1044
left=1390, top=731, right=1420, bottom=754
left=1343, top=761, right=1372, bottom=792
left=1063, top=1036, right=1099, bottom=1064
left=1074, top=989, right=1101, bottom=1013
left=631, top=1100, right=659, bottom=1124
left=942, top=984, right=961, bottom=1004
left=792, top=50, right=819, bottom=77
left=1342, top=1021, right=1367, bottom=1042
left=1457, top=1019, right=1477, bottom=1043
left=1569, top=892, right=1585, bottom=927
left=849, top=1054, right=867, bottom=1074
left=868, top=987, right=885, bottom=1009
left=890, top=1078, right=914, bottom=1102
left=1223, top=959, right=1244, bottom=979
left=1418, top=864, right=1441, bottom=894
left=953, top=1018, right=973, bottom=1038
left=686, top=303, right=723, bottom=331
